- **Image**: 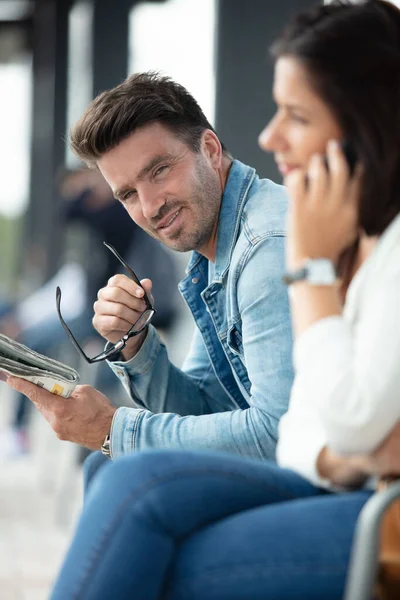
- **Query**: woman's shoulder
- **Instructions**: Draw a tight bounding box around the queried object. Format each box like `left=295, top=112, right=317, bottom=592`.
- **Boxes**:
left=368, top=213, right=400, bottom=280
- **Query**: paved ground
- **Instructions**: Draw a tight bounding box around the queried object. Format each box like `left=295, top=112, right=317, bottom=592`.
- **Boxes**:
left=0, top=389, right=83, bottom=600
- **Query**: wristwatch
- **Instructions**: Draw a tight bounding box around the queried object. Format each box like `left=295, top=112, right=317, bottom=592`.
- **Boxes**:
left=283, top=258, right=337, bottom=286
left=101, top=433, right=111, bottom=458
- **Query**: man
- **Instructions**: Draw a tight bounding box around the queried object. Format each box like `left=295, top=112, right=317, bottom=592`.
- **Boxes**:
left=5, top=72, right=293, bottom=462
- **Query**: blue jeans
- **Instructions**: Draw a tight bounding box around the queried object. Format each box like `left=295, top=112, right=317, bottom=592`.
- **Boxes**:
left=51, top=451, right=372, bottom=600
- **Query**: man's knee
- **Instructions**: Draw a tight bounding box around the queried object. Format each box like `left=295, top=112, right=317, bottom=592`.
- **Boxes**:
left=83, top=451, right=110, bottom=498
left=84, top=450, right=206, bottom=505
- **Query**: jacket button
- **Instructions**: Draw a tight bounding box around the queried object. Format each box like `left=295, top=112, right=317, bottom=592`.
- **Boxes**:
left=192, top=277, right=199, bottom=284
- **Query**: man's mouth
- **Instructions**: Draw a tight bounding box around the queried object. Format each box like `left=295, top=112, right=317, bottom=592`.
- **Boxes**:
left=157, top=208, right=182, bottom=230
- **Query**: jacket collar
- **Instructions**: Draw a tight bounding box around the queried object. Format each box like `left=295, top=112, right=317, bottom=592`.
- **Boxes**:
left=186, top=160, right=256, bottom=280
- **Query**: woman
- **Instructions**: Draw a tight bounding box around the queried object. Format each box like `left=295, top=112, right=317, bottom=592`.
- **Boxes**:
left=50, top=1, right=400, bottom=598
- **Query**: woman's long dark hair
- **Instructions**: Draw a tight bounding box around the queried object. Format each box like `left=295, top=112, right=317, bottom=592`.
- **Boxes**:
left=271, top=0, right=400, bottom=283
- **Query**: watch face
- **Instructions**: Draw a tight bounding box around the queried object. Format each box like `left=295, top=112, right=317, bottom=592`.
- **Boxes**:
left=307, top=259, right=337, bottom=285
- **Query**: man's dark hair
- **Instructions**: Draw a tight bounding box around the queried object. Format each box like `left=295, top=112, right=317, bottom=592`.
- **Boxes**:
left=70, top=71, right=229, bottom=167
left=271, top=0, right=400, bottom=238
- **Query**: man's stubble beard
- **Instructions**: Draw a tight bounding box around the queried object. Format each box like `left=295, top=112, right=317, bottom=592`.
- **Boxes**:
left=144, top=158, right=222, bottom=254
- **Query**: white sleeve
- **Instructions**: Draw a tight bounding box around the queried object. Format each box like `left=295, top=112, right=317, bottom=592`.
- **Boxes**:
left=277, top=384, right=332, bottom=488
left=291, top=277, right=400, bottom=456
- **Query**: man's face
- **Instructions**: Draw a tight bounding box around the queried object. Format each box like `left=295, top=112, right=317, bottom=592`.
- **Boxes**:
left=98, top=122, right=223, bottom=255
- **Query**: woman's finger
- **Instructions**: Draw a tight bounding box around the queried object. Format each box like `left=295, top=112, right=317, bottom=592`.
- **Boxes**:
left=307, top=153, right=328, bottom=208
left=285, top=168, right=307, bottom=205
left=326, top=139, right=351, bottom=205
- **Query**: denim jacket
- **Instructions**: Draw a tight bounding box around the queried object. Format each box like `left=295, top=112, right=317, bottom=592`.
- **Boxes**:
left=108, top=160, right=294, bottom=460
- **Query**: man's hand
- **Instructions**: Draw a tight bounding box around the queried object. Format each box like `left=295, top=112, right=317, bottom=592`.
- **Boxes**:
left=4, top=375, right=116, bottom=450
left=93, top=274, right=154, bottom=361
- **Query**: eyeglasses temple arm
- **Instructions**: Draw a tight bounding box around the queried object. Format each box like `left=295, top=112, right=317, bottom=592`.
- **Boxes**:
left=56, top=286, right=94, bottom=363
left=103, top=241, right=154, bottom=311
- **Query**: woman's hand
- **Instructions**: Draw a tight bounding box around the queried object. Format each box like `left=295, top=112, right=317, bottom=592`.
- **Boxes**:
left=285, top=139, right=363, bottom=271
left=317, top=423, right=400, bottom=488
left=359, top=423, right=400, bottom=478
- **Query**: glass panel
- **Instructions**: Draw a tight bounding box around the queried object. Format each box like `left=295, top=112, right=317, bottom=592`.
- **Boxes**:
left=129, top=0, right=217, bottom=125
left=66, top=1, right=93, bottom=167
left=0, top=38, right=32, bottom=301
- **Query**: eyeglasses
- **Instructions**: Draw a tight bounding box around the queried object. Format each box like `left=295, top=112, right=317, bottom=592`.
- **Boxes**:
left=56, top=241, right=156, bottom=363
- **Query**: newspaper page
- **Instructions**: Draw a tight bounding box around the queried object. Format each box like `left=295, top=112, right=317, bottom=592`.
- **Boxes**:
left=0, top=334, right=79, bottom=398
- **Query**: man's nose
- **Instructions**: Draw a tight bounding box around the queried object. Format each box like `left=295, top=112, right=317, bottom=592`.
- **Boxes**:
left=139, top=187, right=165, bottom=220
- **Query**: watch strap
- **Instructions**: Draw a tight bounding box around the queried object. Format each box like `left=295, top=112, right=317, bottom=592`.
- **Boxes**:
left=283, top=259, right=337, bottom=286
left=101, top=433, right=111, bottom=458
left=282, top=266, right=308, bottom=286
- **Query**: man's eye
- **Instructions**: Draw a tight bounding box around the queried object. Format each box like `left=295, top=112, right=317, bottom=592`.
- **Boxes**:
left=154, top=165, right=168, bottom=178
left=122, top=190, right=136, bottom=201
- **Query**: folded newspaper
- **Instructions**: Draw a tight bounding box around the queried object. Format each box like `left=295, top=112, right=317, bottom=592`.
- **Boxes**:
left=0, top=333, right=79, bottom=398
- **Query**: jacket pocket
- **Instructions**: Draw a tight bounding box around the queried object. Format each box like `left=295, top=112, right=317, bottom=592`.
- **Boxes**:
left=227, top=323, right=244, bottom=358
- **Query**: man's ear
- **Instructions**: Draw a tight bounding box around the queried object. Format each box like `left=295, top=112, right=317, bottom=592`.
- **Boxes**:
left=201, top=129, right=222, bottom=169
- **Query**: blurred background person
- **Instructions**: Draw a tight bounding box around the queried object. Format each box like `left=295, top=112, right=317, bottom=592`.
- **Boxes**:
left=0, top=167, right=180, bottom=456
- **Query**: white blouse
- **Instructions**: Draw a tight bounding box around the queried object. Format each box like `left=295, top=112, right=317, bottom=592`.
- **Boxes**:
left=277, top=212, right=400, bottom=488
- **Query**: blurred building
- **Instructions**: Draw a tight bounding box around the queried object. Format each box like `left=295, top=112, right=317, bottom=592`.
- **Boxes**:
left=0, top=0, right=318, bottom=297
